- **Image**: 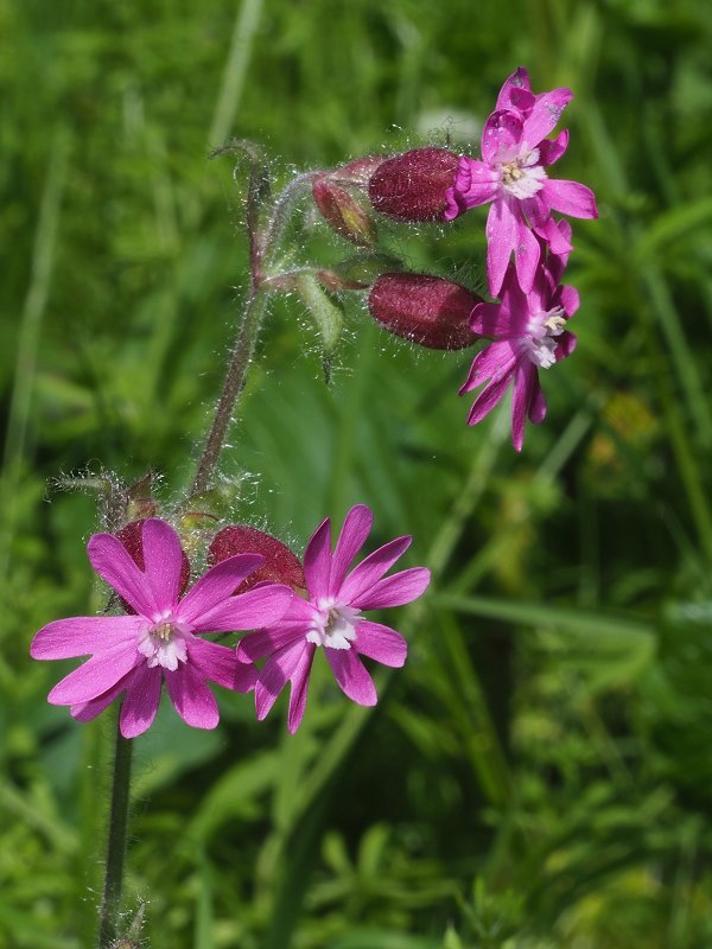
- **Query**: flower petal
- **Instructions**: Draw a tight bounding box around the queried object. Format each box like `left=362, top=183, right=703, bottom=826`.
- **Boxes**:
left=514, top=217, right=540, bottom=294
left=529, top=378, right=548, bottom=424
left=459, top=340, right=516, bottom=394
left=140, top=518, right=186, bottom=613
left=87, top=533, right=157, bottom=617
left=119, top=665, right=162, bottom=738
left=467, top=366, right=514, bottom=425
left=177, top=554, right=264, bottom=625
left=31, top=615, right=145, bottom=660
left=353, top=566, right=431, bottom=610
left=468, top=304, right=514, bottom=341
left=303, top=517, right=332, bottom=599
left=495, top=66, right=532, bottom=111
left=521, top=88, right=572, bottom=146
left=542, top=179, right=598, bottom=219
left=191, top=584, right=292, bottom=633
left=325, top=649, right=377, bottom=706
left=255, top=639, right=308, bottom=721
left=165, top=663, right=219, bottom=730
left=512, top=362, right=537, bottom=451
left=339, top=536, right=412, bottom=604
left=558, top=284, right=580, bottom=316
left=354, top=620, right=408, bottom=668
left=449, top=157, right=499, bottom=210
left=330, top=504, right=373, bottom=596
left=481, top=110, right=523, bottom=164
left=486, top=199, right=517, bottom=297
left=188, top=637, right=256, bottom=692
left=71, top=670, right=134, bottom=723
left=556, top=331, right=577, bottom=359
left=287, top=644, right=316, bottom=733
left=538, top=129, right=569, bottom=165
left=48, top=644, right=141, bottom=706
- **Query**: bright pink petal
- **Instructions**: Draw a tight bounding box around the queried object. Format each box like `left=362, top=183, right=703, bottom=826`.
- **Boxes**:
left=255, top=639, right=308, bottom=721
left=556, top=331, right=577, bottom=359
left=287, top=644, right=316, bottom=733
left=460, top=340, right=516, bottom=394
left=353, top=566, right=431, bottom=610
left=330, top=505, right=373, bottom=596
left=481, top=110, right=523, bottom=164
left=486, top=198, right=517, bottom=297
left=177, top=554, right=264, bottom=624
left=542, top=179, right=598, bottom=219
left=71, top=671, right=133, bottom=722
left=165, top=663, right=219, bottom=730
left=191, top=583, right=292, bottom=633
left=119, top=665, right=162, bottom=738
left=467, top=367, right=514, bottom=424
left=47, top=644, right=141, bottom=706
left=469, top=303, right=509, bottom=340
left=535, top=216, right=573, bottom=264
left=354, top=620, right=408, bottom=668
left=538, top=129, right=569, bottom=165
left=529, top=378, right=548, bottom=424
left=237, top=620, right=311, bottom=664
left=512, top=362, right=537, bottom=451
left=521, top=88, right=572, bottom=146
left=450, top=157, right=499, bottom=209
left=325, top=649, right=377, bottom=706
left=188, top=637, right=256, bottom=692
left=140, top=519, right=185, bottom=613
left=87, top=533, right=156, bottom=617
left=31, top=615, right=144, bottom=660
left=514, top=217, right=540, bottom=293
left=339, top=536, right=412, bottom=604
left=558, top=284, right=580, bottom=316
left=495, top=67, right=532, bottom=111
left=303, top=517, right=332, bottom=599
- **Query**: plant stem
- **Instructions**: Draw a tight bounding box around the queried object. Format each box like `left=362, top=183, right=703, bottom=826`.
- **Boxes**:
left=98, top=718, right=133, bottom=948
left=190, top=288, right=268, bottom=498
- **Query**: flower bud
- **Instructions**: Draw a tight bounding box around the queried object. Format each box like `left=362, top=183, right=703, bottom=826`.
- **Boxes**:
left=368, top=273, right=481, bottom=350
left=208, top=525, right=305, bottom=594
left=368, top=147, right=459, bottom=222
left=329, top=154, right=386, bottom=186
left=312, top=176, right=376, bottom=247
left=116, top=519, right=191, bottom=611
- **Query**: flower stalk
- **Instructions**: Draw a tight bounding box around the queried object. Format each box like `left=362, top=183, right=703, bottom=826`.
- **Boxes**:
left=97, top=718, right=133, bottom=949
left=190, top=287, right=268, bottom=498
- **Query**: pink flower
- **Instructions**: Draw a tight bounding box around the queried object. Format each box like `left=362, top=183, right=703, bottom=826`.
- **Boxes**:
left=444, top=67, right=597, bottom=297
left=237, top=505, right=431, bottom=733
left=30, top=518, right=293, bottom=738
left=461, top=260, right=579, bottom=451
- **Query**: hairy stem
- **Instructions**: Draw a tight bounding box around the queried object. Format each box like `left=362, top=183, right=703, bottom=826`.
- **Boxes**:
left=260, top=171, right=318, bottom=263
left=97, top=719, right=133, bottom=948
left=190, top=288, right=268, bottom=498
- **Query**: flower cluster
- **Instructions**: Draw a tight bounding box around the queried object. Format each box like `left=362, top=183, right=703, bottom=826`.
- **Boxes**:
left=31, top=511, right=430, bottom=737
left=362, top=67, right=597, bottom=450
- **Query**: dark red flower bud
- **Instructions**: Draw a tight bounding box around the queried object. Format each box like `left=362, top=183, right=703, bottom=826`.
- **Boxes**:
left=208, top=525, right=305, bottom=594
left=367, top=147, right=459, bottom=222
left=312, top=176, right=377, bottom=247
left=368, top=273, right=481, bottom=350
left=116, top=519, right=191, bottom=611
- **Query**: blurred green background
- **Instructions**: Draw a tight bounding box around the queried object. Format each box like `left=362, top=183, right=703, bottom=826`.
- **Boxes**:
left=3, top=0, right=712, bottom=946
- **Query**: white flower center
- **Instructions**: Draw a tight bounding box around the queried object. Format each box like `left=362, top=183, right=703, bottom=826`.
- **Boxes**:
left=499, top=148, right=546, bottom=199
left=306, top=599, right=361, bottom=650
left=138, top=617, right=189, bottom=671
left=522, top=307, right=566, bottom=369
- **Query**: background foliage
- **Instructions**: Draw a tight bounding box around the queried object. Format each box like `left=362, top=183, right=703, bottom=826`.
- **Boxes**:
left=2, top=0, right=712, bottom=946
